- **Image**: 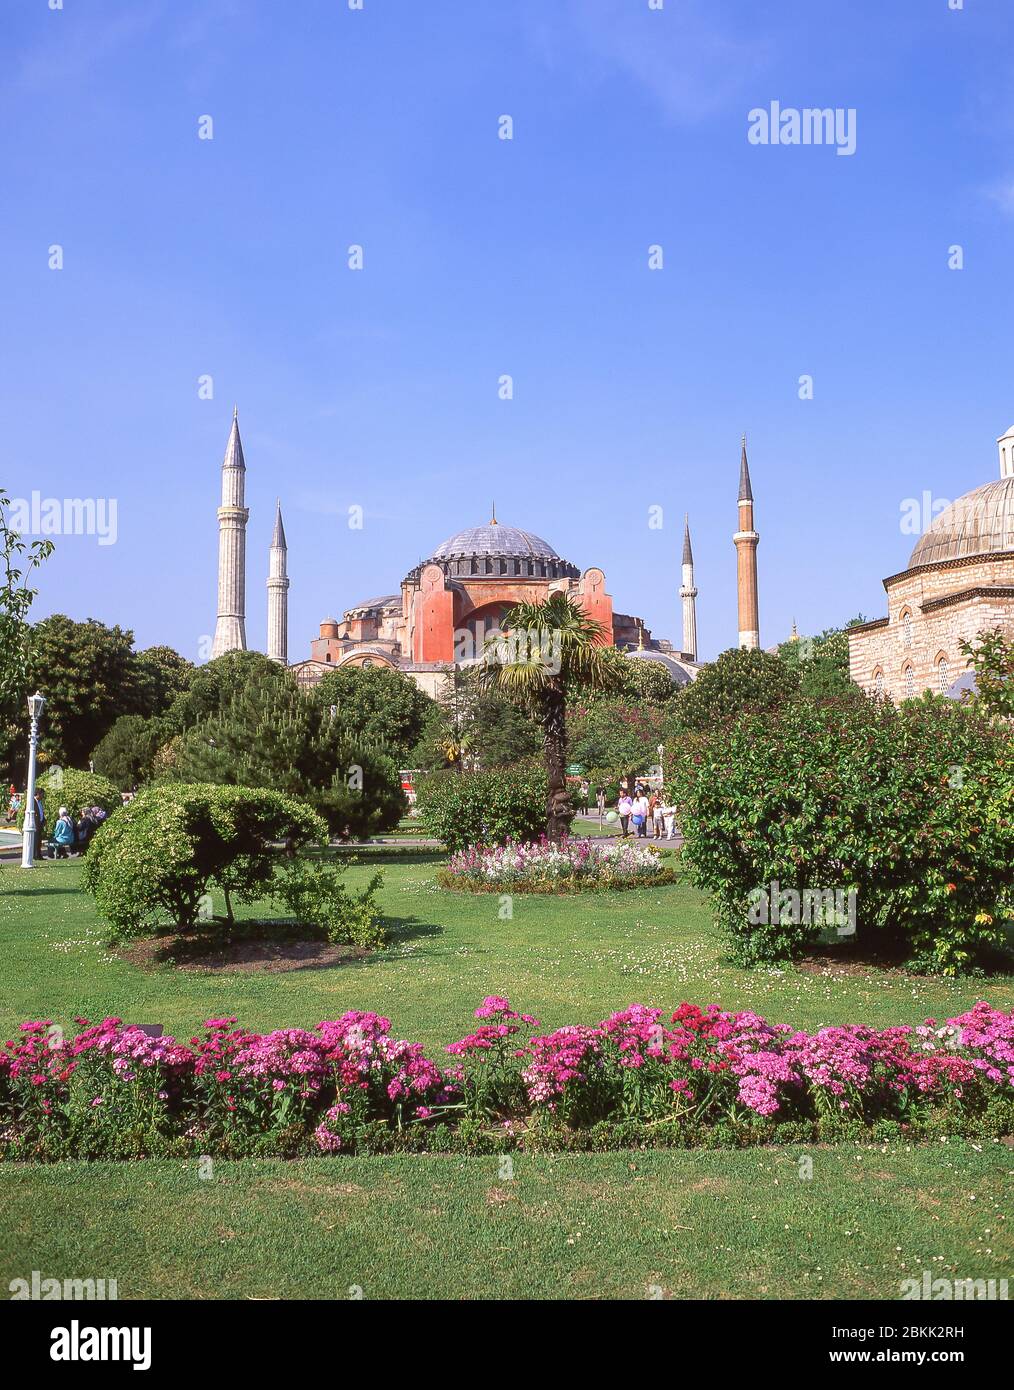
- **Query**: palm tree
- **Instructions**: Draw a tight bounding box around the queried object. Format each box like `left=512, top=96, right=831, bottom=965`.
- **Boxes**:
left=480, top=593, right=623, bottom=842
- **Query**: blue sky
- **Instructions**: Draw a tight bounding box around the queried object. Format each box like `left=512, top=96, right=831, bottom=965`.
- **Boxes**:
left=3, top=0, right=1014, bottom=663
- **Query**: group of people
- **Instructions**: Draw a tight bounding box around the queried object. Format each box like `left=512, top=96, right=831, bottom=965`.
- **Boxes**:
left=615, top=784, right=678, bottom=840
left=5, top=785, right=108, bottom=860
left=574, top=777, right=678, bottom=841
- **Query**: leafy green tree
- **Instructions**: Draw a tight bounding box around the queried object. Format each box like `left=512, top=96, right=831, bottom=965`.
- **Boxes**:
left=92, top=714, right=178, bottom=789
left=777, top=621, right=863, bottom=702
left=1, top=490, right=53, bottom=774
left=313, top=665, right=434, bottom=763
left=593, top=647, right=680, bottom=704
left=166, top=675, right=405, bottom=838
left=159, top=649, right=288, bottom=737
left=566, top=697, right=667, bottom=774
left=169, top=674, right=323, bottom=793
left=26, top=615, right=139, bottom=768
left=480, top=594, right=624, bottom=842
left=673, top=646, right=798, bottom=734
left=959, top=627, right=1014, bottom=719
left=132, top=645, right=194, bottom=718
left=413, top=666, right=541, bottom=771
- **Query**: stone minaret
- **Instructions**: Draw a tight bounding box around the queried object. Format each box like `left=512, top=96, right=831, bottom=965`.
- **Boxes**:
left=997, top=423, right=1014, bottom=479
left=211, top=407, right=249, bottom=658
left=266, top=499, right=289, bottom=665
left=734, top=434, right=760, bottom=649
left=679, top=513, right=698, bottom=662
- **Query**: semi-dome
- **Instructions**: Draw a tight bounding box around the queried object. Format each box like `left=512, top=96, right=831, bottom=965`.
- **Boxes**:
left=430, top=522, right=559, bottom=562
left=909, top=477, right=1014, bottom=568
left=625, top=648, right=694, bottom=686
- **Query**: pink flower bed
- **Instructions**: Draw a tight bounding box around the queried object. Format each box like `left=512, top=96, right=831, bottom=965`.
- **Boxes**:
left=1, top=1000, right=1011, bottom=1158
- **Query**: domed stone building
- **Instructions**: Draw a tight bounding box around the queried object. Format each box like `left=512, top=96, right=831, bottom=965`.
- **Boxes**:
left=848, top=425, right=1014, bottom=701
left=290, top=509, right=700, bottom=696
left=207, top=414, right=760, bottom=692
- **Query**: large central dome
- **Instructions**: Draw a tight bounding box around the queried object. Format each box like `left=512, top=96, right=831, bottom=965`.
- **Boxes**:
left=909, top=476, right=1014, bottom=568
left=430, top=522, right=559, bottom=562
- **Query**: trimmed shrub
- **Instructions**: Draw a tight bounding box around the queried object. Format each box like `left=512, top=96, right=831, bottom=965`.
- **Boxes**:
left=83, top=783, right=327, bottom=941
left=415, top=762, right=547, bottom=852
left=670, top=695, right=1014, bottom=973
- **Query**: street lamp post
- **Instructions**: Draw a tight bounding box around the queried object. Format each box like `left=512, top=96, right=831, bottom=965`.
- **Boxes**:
left=657, top=743, right=665, bottom=787
left=21, top=691, right=46, bottom=869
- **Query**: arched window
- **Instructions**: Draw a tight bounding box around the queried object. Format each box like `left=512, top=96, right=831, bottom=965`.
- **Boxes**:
left=937, top=654, right=949, bottom=692
left=903, top=663, right=915, bottom=699
left=326, top=653, right=332, bottom=663
left=901, top=609, right=913, bottom=649
left=873, top=668, right=884, bottom=697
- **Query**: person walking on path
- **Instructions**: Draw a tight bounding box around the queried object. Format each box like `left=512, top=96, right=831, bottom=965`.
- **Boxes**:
left=632, top=791, right=649, bottom=838
left=649, top=791, right=664, bottom=839
left=617, top=791, right=633, bottom=838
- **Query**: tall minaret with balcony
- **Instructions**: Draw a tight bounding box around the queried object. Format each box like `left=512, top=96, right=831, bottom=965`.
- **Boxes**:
left=266, top=500, right=289, bottom=665
left=679, top=513, right=698, bottom=662
left=211, top=407, right=249, bottom=658
left=734, top=434, right=760, bottom=649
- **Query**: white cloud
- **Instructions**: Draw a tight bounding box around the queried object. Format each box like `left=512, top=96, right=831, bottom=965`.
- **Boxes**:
left=526, top=0, right=771, bottom=123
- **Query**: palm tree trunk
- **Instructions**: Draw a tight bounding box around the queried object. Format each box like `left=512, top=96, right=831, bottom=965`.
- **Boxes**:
left=541, top=685, right=572, bottom=844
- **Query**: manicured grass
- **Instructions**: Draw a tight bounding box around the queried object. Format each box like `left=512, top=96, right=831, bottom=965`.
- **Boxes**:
left=1, top=1144, right=1009, bottom=1300
left=1, top=857, right=1011, bottom=1048
left=3, top=858, right=1012, bottom=1300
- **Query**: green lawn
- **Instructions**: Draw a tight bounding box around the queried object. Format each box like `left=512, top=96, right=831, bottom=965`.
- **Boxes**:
left=2, top=1146, right=1010, bottom=1300
left=1, top=856, right=1010, bottom=1046
left=1, top=857, right=1012, bottom=1300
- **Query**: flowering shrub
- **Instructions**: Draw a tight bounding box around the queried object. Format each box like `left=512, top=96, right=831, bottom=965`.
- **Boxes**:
left=1, top=1000, right=1011, bottom=1160
left=670, top=696, right=1014, bottom=973
left=438, top=837, right=676, bottom=893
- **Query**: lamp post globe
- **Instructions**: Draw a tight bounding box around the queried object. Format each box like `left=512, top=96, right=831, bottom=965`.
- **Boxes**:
left=21, top=691, right=46, bottom=870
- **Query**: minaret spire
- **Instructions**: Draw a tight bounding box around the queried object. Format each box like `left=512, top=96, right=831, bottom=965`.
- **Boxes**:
left=734, top=434, right=760, bottom=649
left=267, top=498, right=289, bottom=665
left=211, top=410, right=249, bottom=658
left=738, top=433, right=753, bottom=502
left=679, top=512, right=698, bottom=662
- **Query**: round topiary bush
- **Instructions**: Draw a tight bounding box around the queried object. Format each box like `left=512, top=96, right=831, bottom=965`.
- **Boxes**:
left=83, top=782, right=327, bottom=942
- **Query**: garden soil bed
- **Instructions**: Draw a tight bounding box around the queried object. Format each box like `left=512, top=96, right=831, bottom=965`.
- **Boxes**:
left=116, top=934, right=369, bottom=974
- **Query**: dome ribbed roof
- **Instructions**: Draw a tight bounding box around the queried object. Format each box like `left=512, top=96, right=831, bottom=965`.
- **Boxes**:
left=430, top=524, right=559, bottom=561
left=909, top=477, right=1014, bottom=568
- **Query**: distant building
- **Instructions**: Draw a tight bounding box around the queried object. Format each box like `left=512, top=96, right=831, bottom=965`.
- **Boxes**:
left=208, top=415, right=770, bottom=692
left=294, top=507, right=700, bottom=696
left=848, top=423, right=1014, bottom=701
